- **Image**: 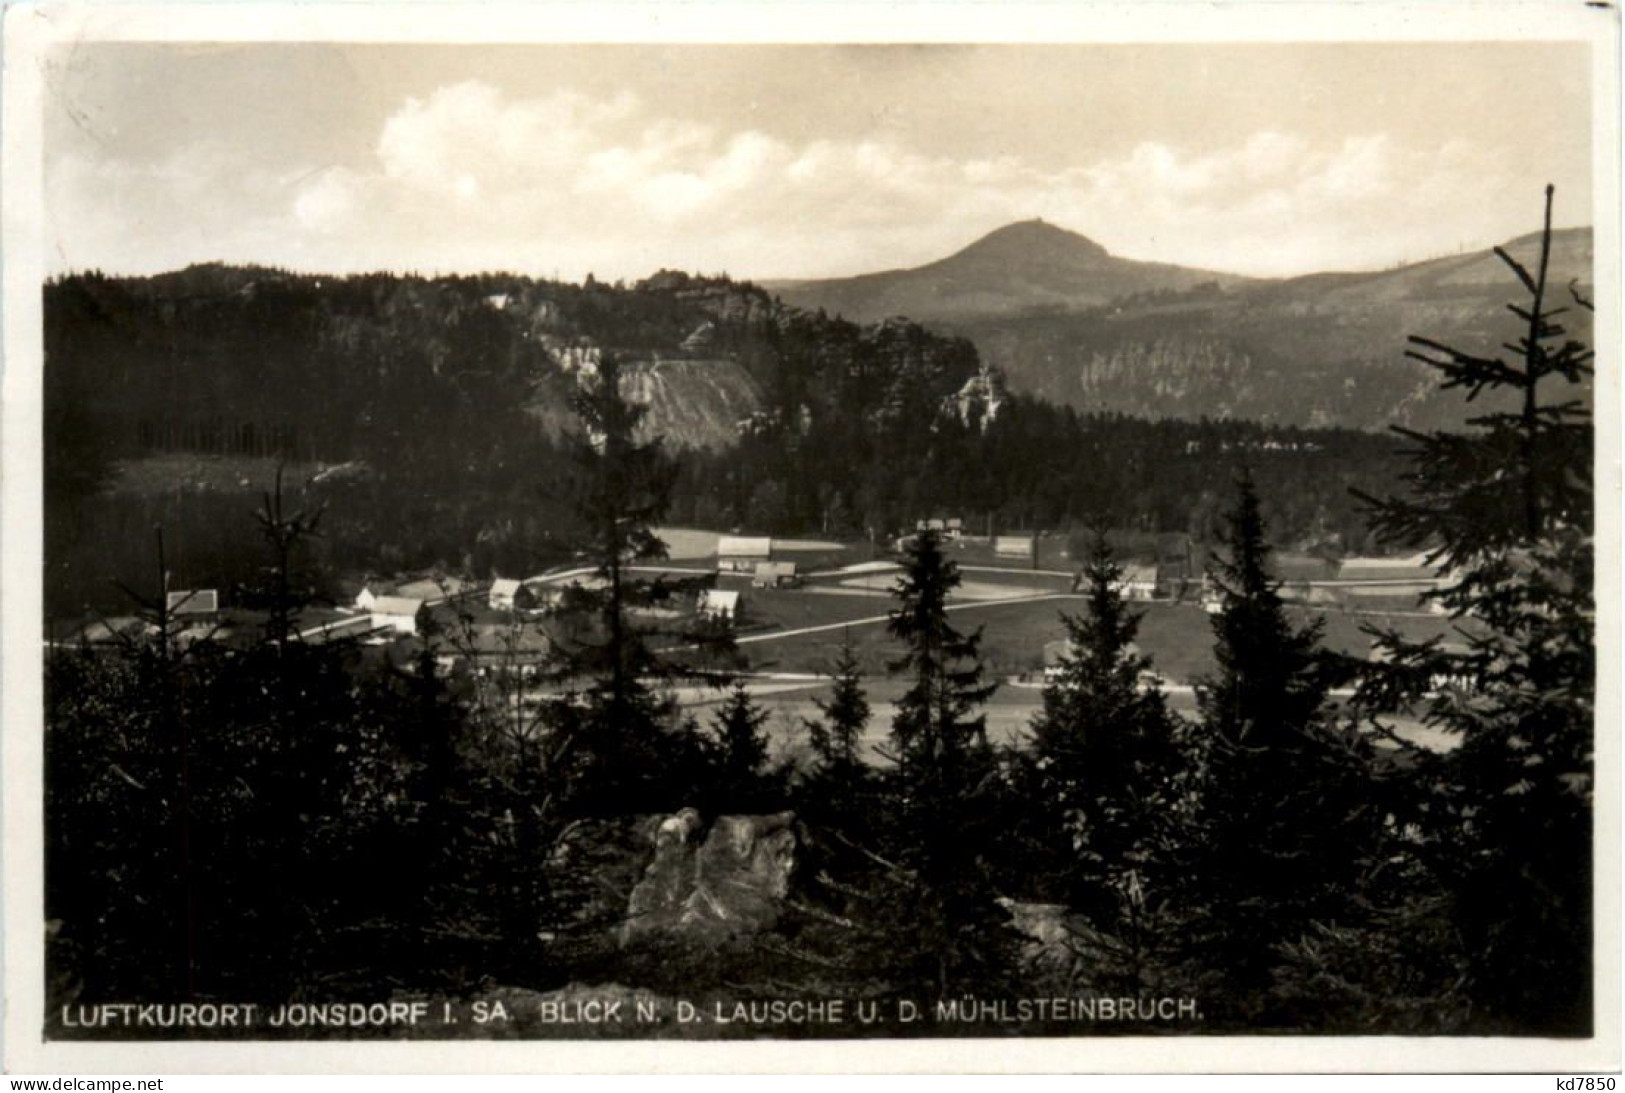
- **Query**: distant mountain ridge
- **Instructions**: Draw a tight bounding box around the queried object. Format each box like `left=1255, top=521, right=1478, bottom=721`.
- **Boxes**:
left=768, top=218, right=1251, bottom=322
left=771, top=220, right=1594, bottom=432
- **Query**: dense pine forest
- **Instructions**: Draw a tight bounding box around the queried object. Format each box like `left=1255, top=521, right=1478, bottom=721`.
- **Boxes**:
left=43, top=195, right=1593, bottom=1038
left=46, top=266, right=1403, bottom=618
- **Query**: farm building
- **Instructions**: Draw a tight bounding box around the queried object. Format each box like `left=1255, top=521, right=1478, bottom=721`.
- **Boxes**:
left=915, top=517, right=964, bottom=540
left=356, top=577, right=475, bottom=611
left=752, top=561, right=799, bottom=589
left=368, top=596, right=425, bottom=636
left=717, top=536, right=772, bottom=573
left=993, top=534, right=1035, bottom=558
left=489, top=578, right=541, bottom=612
left=1116, top=564, right=1160, bottom=600
left=166, top=589, right=219, bottom=617
left=698, top=588, right=741, bottom=622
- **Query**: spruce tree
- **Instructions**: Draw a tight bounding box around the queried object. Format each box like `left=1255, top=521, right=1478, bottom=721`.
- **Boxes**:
left=1028, top=532, right=1178, bottom=927
left=1354, top=186, right=1594, bottom=1033
left=880, top=529, right=1018, bottom=997
left=1184, top=470, right=1375, bottom=1004
left=711, top=681, right=777, bottom=810
left=548, top=354, right=727, bottom=812
left=804, top=631, right=872, bottom=808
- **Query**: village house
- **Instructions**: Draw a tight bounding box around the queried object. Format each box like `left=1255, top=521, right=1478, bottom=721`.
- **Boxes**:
left=716, top=535, right=772, bottom=574
left=993, top=534, right=1035, bottom=559
left=698, top=588, right=741, bottom=623
left=1116, top=563, right=1160, bottom=601
left=751, top=561, right=799, bottom=589
left=368, top=596, right=425, bottom=636
left=489, top=578, right=541, bottom=612
left=356, top=577, right=476, bottom=612
left=914, top=517, right=965, bottom=540
left=166, top=589, right=219, bottom=618
left=164, top=590, right=223, bottom=646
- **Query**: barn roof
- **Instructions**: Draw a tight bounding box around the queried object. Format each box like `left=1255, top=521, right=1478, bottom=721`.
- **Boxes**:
left=371, top=595, right=425, bottom=616
left=395, top=576, right=471, bottom=602
left=717, top=535, right=772, bottom=557
left=166, top=589, right=219, bottom=615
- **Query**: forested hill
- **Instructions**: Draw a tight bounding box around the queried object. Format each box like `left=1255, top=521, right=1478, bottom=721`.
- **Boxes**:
left=45, top=262, right=1414, bottom=619
left=774, top=221, right=1595, bottom=433
left=45, top=264, right=993, bottom=466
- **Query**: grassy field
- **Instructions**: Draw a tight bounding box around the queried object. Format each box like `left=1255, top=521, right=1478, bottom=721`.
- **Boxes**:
left=732, top=580, right=1459, bottom=682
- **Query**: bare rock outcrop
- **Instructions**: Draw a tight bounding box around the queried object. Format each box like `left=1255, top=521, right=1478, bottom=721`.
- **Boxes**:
left=622, top=809, right=797, bottom=946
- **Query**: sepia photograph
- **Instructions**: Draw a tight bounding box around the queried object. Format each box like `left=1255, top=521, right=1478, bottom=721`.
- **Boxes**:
left=2, top=0, right=1618, bottom=1075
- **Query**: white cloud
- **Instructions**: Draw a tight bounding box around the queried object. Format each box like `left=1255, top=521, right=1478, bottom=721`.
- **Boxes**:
left=292, top=167, right=362, bottom=233
left=47, top=80, right=1551, bottom=281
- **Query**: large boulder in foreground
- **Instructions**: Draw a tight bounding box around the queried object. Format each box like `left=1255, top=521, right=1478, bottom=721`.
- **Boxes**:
left=622, top=809, right=798, bottom=946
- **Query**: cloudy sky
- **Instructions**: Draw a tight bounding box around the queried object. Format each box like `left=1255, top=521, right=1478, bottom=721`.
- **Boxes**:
left=43, top=42, right=1593, bottom=282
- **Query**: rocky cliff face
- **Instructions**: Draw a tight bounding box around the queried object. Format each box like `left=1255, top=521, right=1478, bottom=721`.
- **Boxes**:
left=48, top=265, right=996, bottom=462
left=620, top=359, right=765, bottom=450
